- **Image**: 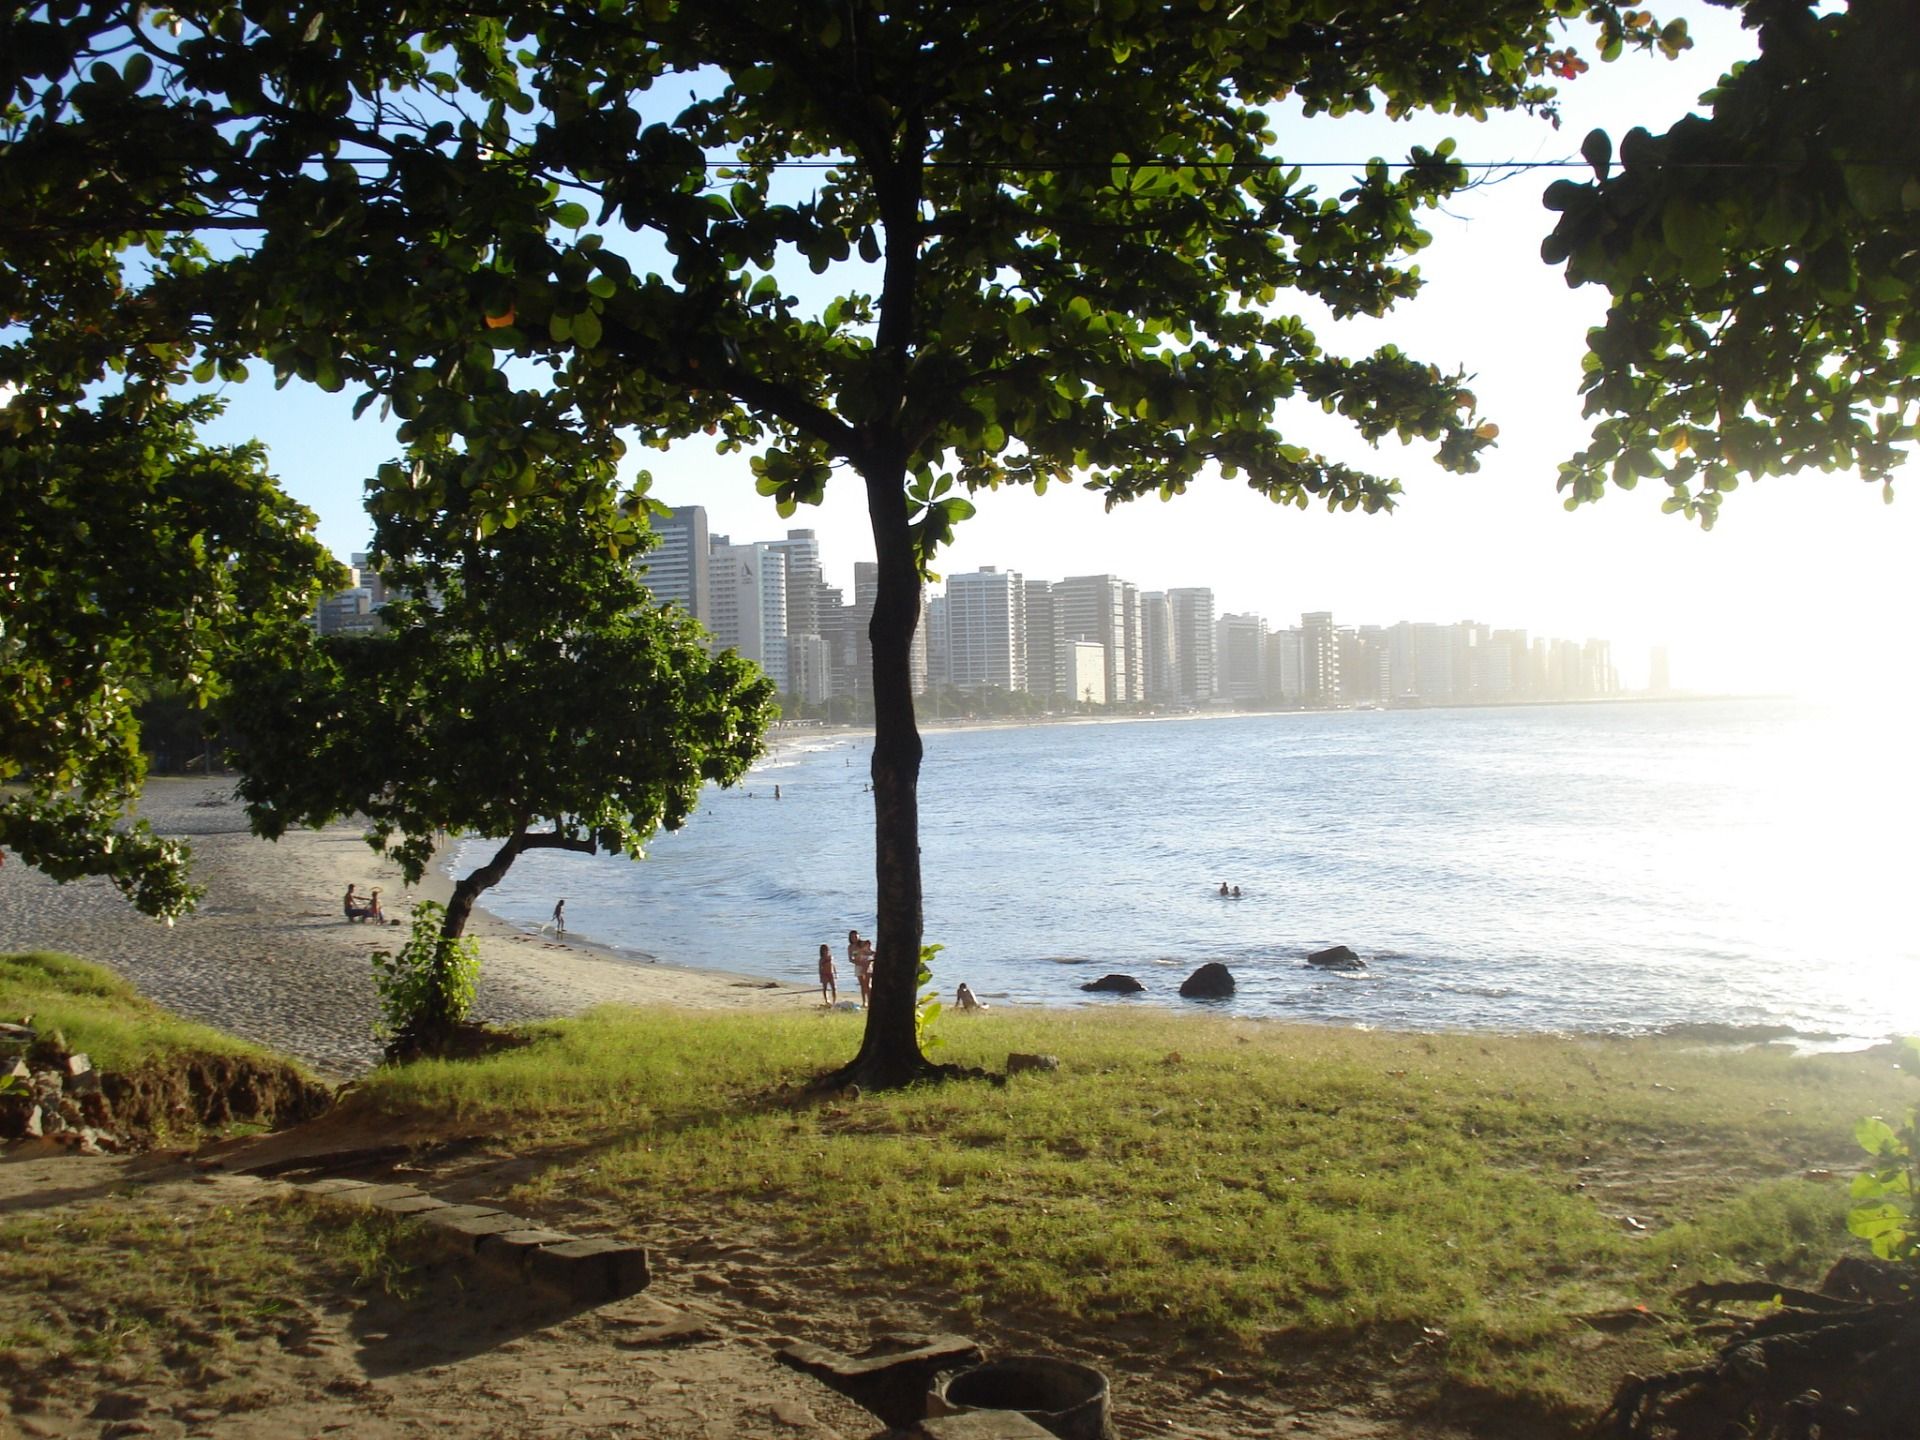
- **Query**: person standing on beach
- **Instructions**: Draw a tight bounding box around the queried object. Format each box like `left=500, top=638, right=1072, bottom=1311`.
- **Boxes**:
left=552, top=898, right=566, bottom=935
left=817, top=943, right=838, bottom=1006
left=847, top=929, right=873, bottom=1007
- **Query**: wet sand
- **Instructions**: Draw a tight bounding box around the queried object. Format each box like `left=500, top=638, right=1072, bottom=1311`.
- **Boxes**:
left=0, top=778, right=812, bottom=1077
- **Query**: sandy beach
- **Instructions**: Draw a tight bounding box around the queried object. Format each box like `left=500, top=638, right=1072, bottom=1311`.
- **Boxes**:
left=0, top=778, right=812, bottom=1077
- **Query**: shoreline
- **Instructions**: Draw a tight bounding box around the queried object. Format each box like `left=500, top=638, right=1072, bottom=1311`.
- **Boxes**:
left=0, top=778, right=816, bottom=1080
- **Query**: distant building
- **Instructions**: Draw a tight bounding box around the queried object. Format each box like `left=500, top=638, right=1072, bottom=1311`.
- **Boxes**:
left=1266, top=628, right=1304, bottom=704
left=944, top=567, right=1027, bottom=693
left=1214, top=613, right=1268, bottom=702
left=1649, top=645, right=1671, bottom=696
left=709, top=537, right=788, bottom=686
left=639, top=506, right=711, bottom=622
left=1139, top=592, right=1173, bottom=704
left=1167, top=587, right=1216, bottom=705
left=1301, top=611, right=1340, bottom=705
left=1068, top=639, right=1107, bottom=706
left=764, top=528, right=824, bottom=693
left=1055, top=574, right=1135, bottom=706
left=1024, top=579, right=1066, bottom=706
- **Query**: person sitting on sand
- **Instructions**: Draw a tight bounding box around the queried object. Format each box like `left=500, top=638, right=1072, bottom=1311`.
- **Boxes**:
left=847, top=929, right=874, bottom=1007
left=817, top=943, right=838, bottom=1006
left=344, top=883, right=359, bottom=920
left=955, top=981, right=986, bottom=1012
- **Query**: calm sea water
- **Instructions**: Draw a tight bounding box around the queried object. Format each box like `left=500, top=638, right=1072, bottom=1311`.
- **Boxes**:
left=452, top=699, right=1918, bottom=1045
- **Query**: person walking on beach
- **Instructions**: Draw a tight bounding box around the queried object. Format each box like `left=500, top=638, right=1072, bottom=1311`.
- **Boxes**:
left=817, top=943, right=838, bottom=1006
left=552, top=898, right=566, bottom=935
left=847, top=929, right=873, bottom=1007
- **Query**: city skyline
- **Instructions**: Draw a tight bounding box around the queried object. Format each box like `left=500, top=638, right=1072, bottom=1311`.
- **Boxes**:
left=602, top=506, right=1635, bottom=710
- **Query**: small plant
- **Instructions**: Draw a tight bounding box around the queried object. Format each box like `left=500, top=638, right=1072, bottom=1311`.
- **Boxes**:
left=914, top=941, right=943, bottom=1052
left=1847, top=1038, right=1920, bottom=1264
left=369, top=902, right=478, bottom=1046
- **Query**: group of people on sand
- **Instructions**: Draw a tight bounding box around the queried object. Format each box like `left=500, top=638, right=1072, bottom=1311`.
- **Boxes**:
left=816, top=930, right=987, bottom=1013
left=817, top=929, right=875, bottom=1006
left=342, top=883, right=387, bottom=924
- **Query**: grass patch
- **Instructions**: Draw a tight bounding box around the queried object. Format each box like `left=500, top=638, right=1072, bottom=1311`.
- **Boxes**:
left=346, top=1006, right=1910, bottom=1417
left=1, top=951, right=273, bottom=1071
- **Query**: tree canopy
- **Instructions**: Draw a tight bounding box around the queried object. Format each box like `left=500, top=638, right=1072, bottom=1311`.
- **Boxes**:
left=1546, top=0, right=1920, bottom=525
left=221, top=490, right=778, bottom=947
left=0, top=391, right=340, bottom=916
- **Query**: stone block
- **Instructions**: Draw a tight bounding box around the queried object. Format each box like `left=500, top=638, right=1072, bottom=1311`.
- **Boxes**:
left=525, top=1237, right=652, bottom=1301
left=474, top=1227, right=575, bottom=1277
left=429, top=1210, right=532, bottom=1244
left=374, top=1192, right=449, bottom=1216
left=777, top=1334, right=985, bottom=1429
left=295, top=1178, right=374, bottom=1197
left=333, top=1183, right=430, bottom=1208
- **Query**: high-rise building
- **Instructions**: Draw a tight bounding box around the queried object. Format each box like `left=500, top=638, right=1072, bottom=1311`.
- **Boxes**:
left=1068, top=640, right=1107, bottom=706
left=1139, top=592, right=1172, bottom=704
left=708, top=538, right=788, bottom=686
left=1167, top=587, right=1216, bottom=704
left=1024, top=579, right=1065, bottom=706
left=1055, top=574, right=1133, bottom=706
left=1301, top=611, right=1340, bottom=705
left=764, top=528, right=824, bottom=693
left=1214, top=613, right=1268, bottom=702
left=943, top=567, right=1027, bottom=692
left=639, top=505, right=711, bottom=622
left=923, top=594, right=950, bottom=691
left=1266, top=628, right=1304, bottom=704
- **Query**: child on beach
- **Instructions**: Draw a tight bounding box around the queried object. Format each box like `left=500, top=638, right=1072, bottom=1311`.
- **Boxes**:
left=955, top=981, right=986, bottom=1012
left=817, top=943, right=838, bottom=1006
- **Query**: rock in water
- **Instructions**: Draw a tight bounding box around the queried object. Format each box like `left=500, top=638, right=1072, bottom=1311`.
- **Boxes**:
left=1179, top=963, right=1235, bottom=998
left=1306, top=945, right=1366, bottom=971
left=1080, top=974, right=1145, bottom=994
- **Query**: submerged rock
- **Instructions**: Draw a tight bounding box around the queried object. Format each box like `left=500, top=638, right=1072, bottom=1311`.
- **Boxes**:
left=1081, top=974, right=1145, bottom=994
left=1178, top=963, right=1235, bottom=999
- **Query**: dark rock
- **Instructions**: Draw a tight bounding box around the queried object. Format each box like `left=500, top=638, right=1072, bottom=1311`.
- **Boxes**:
left=1079, top=974, right=1144, bottom=994
left=1306, top=945, right=1366, bottom=971
left=1178, top=963, right=1235, bottom=999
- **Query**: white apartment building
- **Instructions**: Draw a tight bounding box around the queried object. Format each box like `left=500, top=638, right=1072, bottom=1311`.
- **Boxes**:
left=708, top=538, right=788, bottom=686
left=943, top=567, right=1027, bottom=693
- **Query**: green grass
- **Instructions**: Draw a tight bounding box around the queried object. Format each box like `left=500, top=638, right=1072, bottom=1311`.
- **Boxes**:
left=349, top=1006, right=1913, bottom=1414
left=0, top=951, right=273, bottom=1071
left=9, top=956, right=1910, bottom=1422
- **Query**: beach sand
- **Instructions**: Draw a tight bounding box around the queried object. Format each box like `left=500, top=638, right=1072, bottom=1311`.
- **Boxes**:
left=0, top=777, right=812, bottom=1077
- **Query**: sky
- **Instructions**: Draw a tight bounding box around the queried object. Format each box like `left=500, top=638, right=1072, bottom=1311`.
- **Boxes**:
left=202, top=2, right=1918, bottom=699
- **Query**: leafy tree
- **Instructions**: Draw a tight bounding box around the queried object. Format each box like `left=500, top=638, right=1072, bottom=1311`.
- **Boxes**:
left=4, top=1, right=1688, bottom=1084
left=0, top=391, right=341, bottom=917
left=1545, top=0, right=1919, bottom=525
left=220, top=498, right=778, bottom=976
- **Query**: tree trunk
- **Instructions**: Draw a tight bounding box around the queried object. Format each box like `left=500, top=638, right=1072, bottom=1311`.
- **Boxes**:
left=442, top=831, right=527, bottom=941
left=835, top=460, right=933, bottom=1089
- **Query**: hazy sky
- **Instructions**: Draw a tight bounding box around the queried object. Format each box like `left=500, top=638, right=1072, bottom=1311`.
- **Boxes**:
left=203, top=3, right=1918, bottom=698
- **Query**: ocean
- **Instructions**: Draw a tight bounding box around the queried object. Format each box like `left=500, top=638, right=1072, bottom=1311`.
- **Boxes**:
left=449, top=698, right=1918, bottom=1046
